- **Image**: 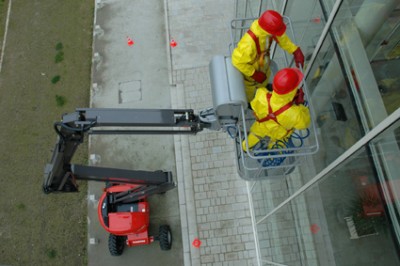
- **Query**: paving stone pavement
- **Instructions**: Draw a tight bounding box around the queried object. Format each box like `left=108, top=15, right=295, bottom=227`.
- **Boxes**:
left=171, top=66, right=257, bottom=266
left=165, top=1, right=259, bottom=265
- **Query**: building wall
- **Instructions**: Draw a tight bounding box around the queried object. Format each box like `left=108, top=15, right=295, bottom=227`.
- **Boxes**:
left=238, top=0, right=400, bottom=265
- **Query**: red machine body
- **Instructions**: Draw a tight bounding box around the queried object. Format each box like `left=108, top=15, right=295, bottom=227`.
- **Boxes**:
left=98, top=184, right=155, bottom=247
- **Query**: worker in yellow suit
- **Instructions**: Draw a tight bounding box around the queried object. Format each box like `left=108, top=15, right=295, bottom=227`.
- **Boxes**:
left=242, top=68, right=310, bottom=151
left=232, top=10, right=304, bottom=102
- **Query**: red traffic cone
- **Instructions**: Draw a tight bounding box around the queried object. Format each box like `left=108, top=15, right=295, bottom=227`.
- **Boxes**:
left=311, top=16, right=321, bottom=24
left=127, top=37, right=134, bottom=46
left=192, top=238, right=201, bottom=248
left=170, top=39, right=177, bottom=48
left=310, top=223, right=320, bottom=234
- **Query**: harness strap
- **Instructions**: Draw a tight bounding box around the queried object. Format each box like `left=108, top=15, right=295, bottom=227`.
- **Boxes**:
left=255, top=93, right=293, bottom=123
left=247, top=29, right=261, bottom=55
left=247, top=29, right=274, bottom=71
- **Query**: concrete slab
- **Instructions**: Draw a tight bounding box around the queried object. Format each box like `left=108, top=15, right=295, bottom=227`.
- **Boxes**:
left=166, top=0, right=235, bottom=70
left=88, top=0, right=182, bottom=265
left=92, top=0, right=171, bottom=109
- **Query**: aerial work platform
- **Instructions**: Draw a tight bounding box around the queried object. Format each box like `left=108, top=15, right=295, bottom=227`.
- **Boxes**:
left=208, top=54, right=319, bottom=181
left=205, top=16, right=319, bottom=180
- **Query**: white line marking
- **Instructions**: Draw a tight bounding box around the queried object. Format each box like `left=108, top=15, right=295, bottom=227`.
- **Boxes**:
left=0, top=0, right=12, bottom=73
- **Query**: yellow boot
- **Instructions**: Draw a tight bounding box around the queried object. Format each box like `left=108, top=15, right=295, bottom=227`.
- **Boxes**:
left=242, top=133, right=262, bottom=152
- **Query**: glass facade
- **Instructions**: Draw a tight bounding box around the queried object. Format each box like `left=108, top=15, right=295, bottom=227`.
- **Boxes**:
left=235, top=0, right=400, bottom=265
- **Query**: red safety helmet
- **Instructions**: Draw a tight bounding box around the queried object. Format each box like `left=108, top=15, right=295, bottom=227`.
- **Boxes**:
left=258, top=10, right=286, bottom=36
left=273, top=68, right=304, bottom=95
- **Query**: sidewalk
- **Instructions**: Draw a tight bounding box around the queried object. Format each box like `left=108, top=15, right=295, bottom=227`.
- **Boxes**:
left=88, top=0, right=258, bottom=265
left=88, top=0, right=181, bottom=265
left=165, top=1, right=258, bottom=264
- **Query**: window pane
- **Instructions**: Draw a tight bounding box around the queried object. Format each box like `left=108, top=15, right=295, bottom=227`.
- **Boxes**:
left=254, top=118, right=400, bottom=265
left=369, top=119, right=400, bottom=241
left=330, top=0, right=400, bottom=128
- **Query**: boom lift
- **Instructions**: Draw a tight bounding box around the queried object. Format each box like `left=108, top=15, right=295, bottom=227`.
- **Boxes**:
left=43, top=108, right=210, bottom=255
left=43, top=55, right=318, bottom=255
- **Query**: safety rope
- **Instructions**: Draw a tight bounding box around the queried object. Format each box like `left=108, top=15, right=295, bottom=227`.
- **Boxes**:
left=254, top=129, right=310, bottom=167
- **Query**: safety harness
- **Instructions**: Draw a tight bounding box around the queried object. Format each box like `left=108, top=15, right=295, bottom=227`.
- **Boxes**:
left=247, top=29, right=294, bottom=132
left=254, top=93, right=292, bottom=124
left=246, top=29, right=277, bottom=69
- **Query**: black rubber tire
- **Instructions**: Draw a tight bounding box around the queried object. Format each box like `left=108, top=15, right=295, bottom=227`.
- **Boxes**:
left=159, top=225, right=172, bottom=250
left=108, top=234, right=126, bottom=256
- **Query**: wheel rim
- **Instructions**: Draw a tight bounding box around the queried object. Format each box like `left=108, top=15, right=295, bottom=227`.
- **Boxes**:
left=167, top=230, right=172, bottom=244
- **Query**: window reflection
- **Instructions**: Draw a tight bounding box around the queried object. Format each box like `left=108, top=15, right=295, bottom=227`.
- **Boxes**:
left=255, top=143, right=400, bottom=265
left=250, top=0, right=400, bottom=265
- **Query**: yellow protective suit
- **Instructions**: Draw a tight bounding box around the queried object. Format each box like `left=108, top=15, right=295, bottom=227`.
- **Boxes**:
left=232, top=20, right=299, bottom=102
left=242, top=87, right=310, bottom=151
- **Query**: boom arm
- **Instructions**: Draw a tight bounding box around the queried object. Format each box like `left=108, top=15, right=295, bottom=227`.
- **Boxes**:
left=43, top=108, right=208, bottom=193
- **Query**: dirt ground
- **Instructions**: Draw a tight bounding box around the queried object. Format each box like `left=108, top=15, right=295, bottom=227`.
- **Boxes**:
left=0, top=0, right=93, bottom=265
